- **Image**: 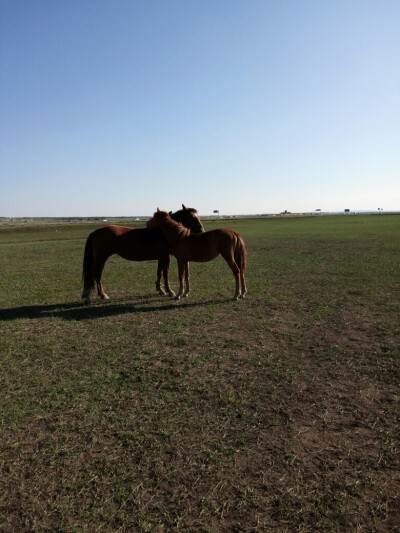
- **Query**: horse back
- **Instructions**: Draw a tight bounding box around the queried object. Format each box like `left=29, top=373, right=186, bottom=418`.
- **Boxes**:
left=172, top=228, right=237, bottom=262
left=89, top=225, right=169, bottom=261
left=117, top=228, right=170, bottom=260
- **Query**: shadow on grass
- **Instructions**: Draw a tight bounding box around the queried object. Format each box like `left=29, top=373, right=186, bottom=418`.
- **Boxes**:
left=0, top=296, right=234, bottom=322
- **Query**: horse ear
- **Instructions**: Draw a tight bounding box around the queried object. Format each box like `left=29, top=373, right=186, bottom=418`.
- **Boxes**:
left=169, top=211, right=172, bottom=216
left=182, top=204, right=187, bottom=210
left=157, top=207, right=160, bottom=212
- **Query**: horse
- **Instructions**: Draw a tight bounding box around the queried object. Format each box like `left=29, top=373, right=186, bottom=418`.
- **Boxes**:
left=82, top=205, right=204, bottom=304
left=147, top=208, right=247, bottom=301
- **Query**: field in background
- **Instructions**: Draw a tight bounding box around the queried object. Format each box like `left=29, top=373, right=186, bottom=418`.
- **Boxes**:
left=0, top=215, right=399, bottom=532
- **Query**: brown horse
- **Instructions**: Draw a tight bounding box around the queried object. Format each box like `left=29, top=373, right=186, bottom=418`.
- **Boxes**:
left=147, top=209, right=247, bottom=301
left=82, top=205, right=204, bottom=303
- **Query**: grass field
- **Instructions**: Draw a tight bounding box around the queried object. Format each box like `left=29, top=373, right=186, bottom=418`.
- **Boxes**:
left=0, top=214, right=399, bottom=532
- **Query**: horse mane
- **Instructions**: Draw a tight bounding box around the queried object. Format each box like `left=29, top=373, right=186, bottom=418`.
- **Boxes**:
left=165, top=214, right=192, bottom=239
left=156, top=210, right=192, bottom=240
left=168, top=205, right=204, bottom=235
left=171, top=206, right=198, bottom=218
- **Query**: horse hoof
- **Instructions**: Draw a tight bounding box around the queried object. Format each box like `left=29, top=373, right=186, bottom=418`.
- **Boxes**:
left=168, top=291, right=176, bottom=297
left=156, top=285, right=166, bottom=296
left=174, top=295, right=182, bottom=301
left=183, top=293, right=189, bottom=298
left=101, top=295, right=110, bottom=301
left=233, top=295, right=239, bottom=301
left=84, top=297, right=92, bottom=305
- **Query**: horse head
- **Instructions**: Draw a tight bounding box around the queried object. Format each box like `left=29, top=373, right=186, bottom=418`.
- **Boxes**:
left=172, top=204, right=205, bottom=233
left=147, top=208, right=169, bottom=229
left=147, top=205, right=204, bottom=233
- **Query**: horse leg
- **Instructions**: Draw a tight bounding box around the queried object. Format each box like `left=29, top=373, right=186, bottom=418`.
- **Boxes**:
left=183, top=262, right=190, bottom=297
left=174, top=260, right=186, bottom=300
left=162, top=255, right=175, bottom=297
left=82, top=285, right=92, bottom=305
left=155, top=259, right=167, bottom=295
left=96, top=279, right=109, bottom=300
left=82, top=274, right=94, bottom=304
left=235, top=233, right=247, bottom=298
left=240, top=271, right=247, bottom=299
left=83, top=256, right=108, bottom=303
left=94, top=257, right=109, bottom=301
left=221, top=251, right=241, bottom=301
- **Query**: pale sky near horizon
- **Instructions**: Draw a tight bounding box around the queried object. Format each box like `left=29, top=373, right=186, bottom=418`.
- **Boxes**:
left=1, top=1, right=399, bottom=217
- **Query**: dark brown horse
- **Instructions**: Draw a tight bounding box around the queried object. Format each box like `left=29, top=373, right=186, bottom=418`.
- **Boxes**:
left=147, top=209, right=247, bottom=301
left=82, top=205, right=204, bottom=303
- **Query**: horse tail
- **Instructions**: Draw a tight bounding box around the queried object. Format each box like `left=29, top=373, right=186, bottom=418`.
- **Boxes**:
left=82, top=232, right=95, bottom=294
left=234, top=232, right=247, bottom=275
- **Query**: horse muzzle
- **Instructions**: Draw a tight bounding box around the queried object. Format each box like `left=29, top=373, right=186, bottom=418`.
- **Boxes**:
left=195, top=223, right=205, bottom=233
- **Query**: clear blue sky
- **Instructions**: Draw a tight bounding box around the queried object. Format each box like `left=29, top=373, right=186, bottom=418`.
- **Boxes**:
left=1, top=0, right=399, bottom=217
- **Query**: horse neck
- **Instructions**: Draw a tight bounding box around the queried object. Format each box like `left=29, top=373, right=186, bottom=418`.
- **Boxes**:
left=159, top=217, right=191, bottom=244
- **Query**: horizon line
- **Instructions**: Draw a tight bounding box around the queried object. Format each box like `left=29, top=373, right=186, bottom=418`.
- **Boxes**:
left=1, top=209, right=400, bottom=220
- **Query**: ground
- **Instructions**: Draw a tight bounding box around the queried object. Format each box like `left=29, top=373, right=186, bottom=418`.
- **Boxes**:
left=0, top=215, right=399, bottom=531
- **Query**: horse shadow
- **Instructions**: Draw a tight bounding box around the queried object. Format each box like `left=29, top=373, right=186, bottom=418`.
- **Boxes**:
left=0, top=296, right=233, bottom=322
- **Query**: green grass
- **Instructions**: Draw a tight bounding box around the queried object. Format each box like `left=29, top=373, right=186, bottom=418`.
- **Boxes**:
left=0, top=215, right=399, bottom=532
